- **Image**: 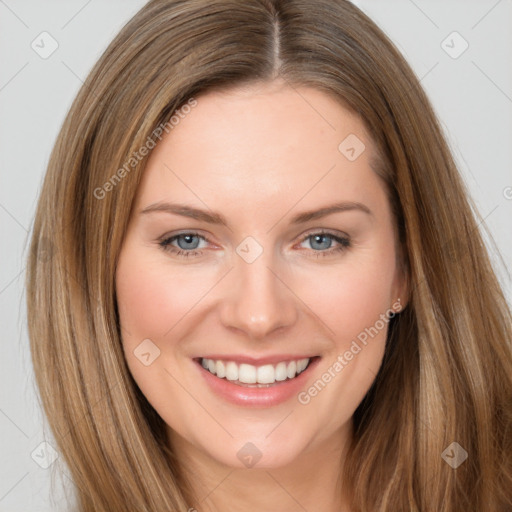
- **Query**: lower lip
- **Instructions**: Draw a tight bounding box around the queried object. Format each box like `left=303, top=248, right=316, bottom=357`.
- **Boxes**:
left=194, top=357, right=321, bottom=408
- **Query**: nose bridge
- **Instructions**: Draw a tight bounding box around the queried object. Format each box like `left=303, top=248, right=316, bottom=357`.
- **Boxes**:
left=220, top=240, right=297, bottom=339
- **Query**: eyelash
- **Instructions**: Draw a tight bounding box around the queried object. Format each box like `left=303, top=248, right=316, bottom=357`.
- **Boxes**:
left=158, top=230, right=351, bottom=259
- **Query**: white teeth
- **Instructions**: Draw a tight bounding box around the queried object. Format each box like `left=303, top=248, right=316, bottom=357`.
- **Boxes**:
left=257, top=364, right=275, bottom=384
left=200, top=357, right=311, bottom=384
left=216, top=360, right=226, bottom=378
left=239, top=364, right=257, bottom=384
left=297, top=359, right=308, bottom=373
left=225, top=361, right=238, bottom=381
left=275, top=362, right=288, bottom=381
left=286, top=361, right=297, bottom=379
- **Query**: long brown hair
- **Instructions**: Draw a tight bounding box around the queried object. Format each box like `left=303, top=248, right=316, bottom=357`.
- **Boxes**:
left=26, top=0, right=512, bottom=510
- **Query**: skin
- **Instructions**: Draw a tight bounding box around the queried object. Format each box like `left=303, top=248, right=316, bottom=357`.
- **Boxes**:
left=116, top=79, right=407, bottom=512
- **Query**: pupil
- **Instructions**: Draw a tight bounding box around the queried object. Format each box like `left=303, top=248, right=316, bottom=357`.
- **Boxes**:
left=312, top=234, right=331, bottom=250
left=178, top=235, right=199, bottom=250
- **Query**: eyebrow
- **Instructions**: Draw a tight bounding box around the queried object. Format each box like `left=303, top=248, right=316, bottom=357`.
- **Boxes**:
left=139, top=200, right=372, bottom=226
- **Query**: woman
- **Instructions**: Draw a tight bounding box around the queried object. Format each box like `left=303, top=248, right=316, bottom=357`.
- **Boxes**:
left=26, top=0, right=512, bottom=510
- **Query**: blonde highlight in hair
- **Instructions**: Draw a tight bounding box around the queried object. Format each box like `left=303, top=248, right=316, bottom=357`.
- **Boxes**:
left=26, top=1, right=512, bottom=510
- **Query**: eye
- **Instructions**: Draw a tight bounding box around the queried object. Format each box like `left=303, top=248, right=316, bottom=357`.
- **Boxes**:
left=158, top=232, right=209, bottom=258
left=158, top=230, right=351, bottom=259
left=297, top=230, right=351, bottom=257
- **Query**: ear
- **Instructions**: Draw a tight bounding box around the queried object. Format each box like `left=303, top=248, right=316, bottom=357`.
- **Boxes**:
left=391, top=258, right=410, bottom=313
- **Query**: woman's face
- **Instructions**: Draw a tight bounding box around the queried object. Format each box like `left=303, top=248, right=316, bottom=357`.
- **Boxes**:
left=116, top=80, right=406, bottom=470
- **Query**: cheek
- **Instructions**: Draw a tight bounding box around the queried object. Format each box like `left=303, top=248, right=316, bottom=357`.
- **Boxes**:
left=294, top=247, right=397, bottom=346
left=293, top=242, right=397, bottom=404
left=115, top=247, right=212, bottom=399
left=293, top=254, right=395, bottom=430
left=115, top=247, right=207, bottom=414
left=116, top=249, right=211, bottom=340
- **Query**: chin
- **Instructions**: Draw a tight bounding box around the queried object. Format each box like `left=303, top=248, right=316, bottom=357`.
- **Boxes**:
left=202, top=430, right=312, bottom=470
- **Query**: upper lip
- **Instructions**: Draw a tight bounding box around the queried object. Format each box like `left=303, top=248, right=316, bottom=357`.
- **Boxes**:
left=195, top=354, right=319, bottom=366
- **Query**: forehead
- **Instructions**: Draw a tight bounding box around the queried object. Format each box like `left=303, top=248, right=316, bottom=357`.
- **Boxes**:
left=134, top=82, right=384, bottom=218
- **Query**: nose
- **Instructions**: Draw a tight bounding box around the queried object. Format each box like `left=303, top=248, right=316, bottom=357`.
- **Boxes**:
left=219, top=248, right=298, bottom=341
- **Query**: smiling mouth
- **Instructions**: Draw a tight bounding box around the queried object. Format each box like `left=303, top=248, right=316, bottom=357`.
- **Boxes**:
left=196, top=356, right=320, bottom=387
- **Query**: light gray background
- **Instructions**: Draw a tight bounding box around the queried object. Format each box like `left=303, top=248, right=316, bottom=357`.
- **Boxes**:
left=1, top=1, right=511, bottom=510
